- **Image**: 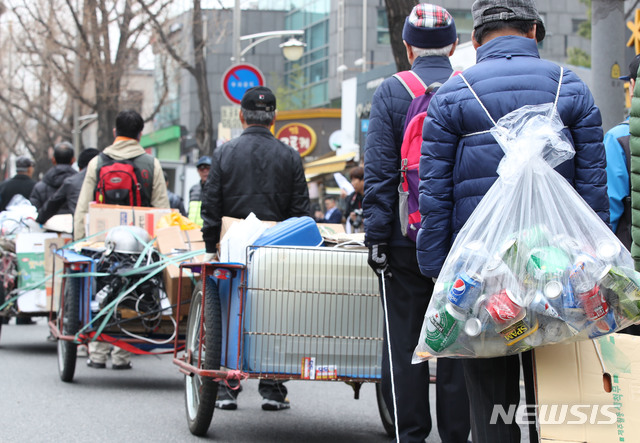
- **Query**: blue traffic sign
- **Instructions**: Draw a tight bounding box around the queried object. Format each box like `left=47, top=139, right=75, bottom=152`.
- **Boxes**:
left=221, top=64, right=265, bottom=105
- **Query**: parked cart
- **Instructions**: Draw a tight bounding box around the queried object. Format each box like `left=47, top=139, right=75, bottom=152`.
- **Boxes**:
left=49, top=226, right=193, bottom=382
left=172, top=245, right=394, bottom=436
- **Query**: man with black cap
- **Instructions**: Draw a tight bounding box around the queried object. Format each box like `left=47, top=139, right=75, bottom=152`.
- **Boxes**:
left=187, top=155, right=212, bottom=226
left=36, top=148, right=100, bottom=226
left=29, top=141, right=77, bottom=210
left=201, top=86, right=310, bottom=412
left=417, top=0, right=607, bottom=441
left=363, top=4, right=470, bottom=442
left=604, top=54, right=640, bottom=251
left=0, top=156, right=36, bottom=212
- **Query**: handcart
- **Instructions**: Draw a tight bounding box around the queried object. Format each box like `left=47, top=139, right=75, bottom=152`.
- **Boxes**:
left=172, top=245, right=394, bottom=436
left=49, top=238, right=191, bottom=382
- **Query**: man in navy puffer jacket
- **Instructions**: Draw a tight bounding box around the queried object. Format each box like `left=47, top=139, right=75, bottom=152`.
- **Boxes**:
left=418, top=0, right=608, bottom=441
left=364, top=4, right=471, bottom=443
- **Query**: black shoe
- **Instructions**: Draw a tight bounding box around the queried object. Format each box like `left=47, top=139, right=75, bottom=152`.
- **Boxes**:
left=112, top=362, right=132, bottom=370
left=261, top=398, right=290, bottom=411
left=16, top=317, right=35, bottom=325
left=1, top=317, right=8, bottom=325
left=86, top=359, right=106, bottom=369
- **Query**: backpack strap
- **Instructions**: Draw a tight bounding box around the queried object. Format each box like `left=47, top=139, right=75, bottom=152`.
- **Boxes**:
left=393, top=70, right=427, bottom=99
left=459, top=67, right=565, bottom=136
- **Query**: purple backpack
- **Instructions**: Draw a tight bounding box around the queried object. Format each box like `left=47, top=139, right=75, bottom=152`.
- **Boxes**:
left=393, top=70, right=459, bottom=241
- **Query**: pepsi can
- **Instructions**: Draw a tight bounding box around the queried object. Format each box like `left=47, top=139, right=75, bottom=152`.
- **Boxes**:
left=447, top=272, right=483, bottom=311
left=588, top=309, right=617, bottom=339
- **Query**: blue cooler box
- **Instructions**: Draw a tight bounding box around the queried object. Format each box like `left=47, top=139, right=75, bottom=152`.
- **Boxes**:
left=253, top=216, right=323, bottom=247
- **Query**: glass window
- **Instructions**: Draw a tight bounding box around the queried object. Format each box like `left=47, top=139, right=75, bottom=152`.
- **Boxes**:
left=449, top=9, right=473, bottom=34
left=309, top=82, right=328, bottom=107
left=377, top=8, right=390, bottom=45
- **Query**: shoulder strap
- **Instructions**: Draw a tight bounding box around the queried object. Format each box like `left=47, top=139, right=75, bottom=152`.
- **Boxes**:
left=393, top=71, right=427, bottom=99
left=459, top=67, right=565, bottom=134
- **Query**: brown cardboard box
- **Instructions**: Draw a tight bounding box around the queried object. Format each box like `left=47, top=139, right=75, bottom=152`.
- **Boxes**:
left=534, top=334, right=640, bottom=442
left=155, top=226, right=206, bottom=318
left=44, top=235, right=72, bottom=311
left=86, top=202, right=176, bottom=241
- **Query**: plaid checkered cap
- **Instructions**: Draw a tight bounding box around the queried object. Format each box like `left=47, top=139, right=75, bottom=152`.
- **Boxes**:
left=402, top=4, right=457, bottom=49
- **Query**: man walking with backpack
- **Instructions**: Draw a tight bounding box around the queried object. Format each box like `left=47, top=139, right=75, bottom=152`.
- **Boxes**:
left=418, top=0, right=608, bottom=441
left=363, top=4, right=470, bottom=442
left=74, top=109, right=169, bottom=369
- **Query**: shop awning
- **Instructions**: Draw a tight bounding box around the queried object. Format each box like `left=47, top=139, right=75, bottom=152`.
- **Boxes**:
left=304, top=152, right=356, bottom=179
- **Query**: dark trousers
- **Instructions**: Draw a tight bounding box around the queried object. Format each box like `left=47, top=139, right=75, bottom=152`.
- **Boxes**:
left=380, top=246, right=470, bottom=443
left=462, top=351, right=538, bottom=443
left=219, top=379, right=287, bottom=402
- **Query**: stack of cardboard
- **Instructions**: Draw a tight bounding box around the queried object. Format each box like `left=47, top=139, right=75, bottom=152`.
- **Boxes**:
left=85, top=202, right=175, bottom=241
left=155, top=226, right=205, bottom=319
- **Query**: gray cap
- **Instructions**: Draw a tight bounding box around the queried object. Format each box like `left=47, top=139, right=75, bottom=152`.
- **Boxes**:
left=196, top=156, right=212, bottom=167
left=15, top=156, right=34, bottom=172
left=472, top=0, right=546, bottom=42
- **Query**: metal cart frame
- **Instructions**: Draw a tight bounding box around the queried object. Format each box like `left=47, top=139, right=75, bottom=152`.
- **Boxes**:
left=49, top=248, right=187, bottom=382
left=172, top=245, right=393, bottom=436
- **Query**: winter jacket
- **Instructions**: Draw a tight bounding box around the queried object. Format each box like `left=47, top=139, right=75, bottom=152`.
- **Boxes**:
left=629, top=76, right=640, bottom=269
left=201, top=125, right=311, bottom=252
left=36, top=170, right=86, bottom=224
left=418, top=36, right=608, bottom=277
left=187, top=181, right=204, bottom=226
left=363, top=55, right=454, bottom=247
left=0, top=174, right=36, bottom=212
left=29, top=164, right=76, bottom=210
left=603, top=120, right=630, bottom=238
left=73, top=138, right=169, bottom=240
left=168, top=190, right=187, bottom=216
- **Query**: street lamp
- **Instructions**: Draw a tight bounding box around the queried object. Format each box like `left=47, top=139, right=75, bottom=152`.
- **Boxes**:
left=233, top=30, right=306, bottom=64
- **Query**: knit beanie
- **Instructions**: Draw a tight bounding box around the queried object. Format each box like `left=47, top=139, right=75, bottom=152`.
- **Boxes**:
left=402, top=4, right=457, bottom=49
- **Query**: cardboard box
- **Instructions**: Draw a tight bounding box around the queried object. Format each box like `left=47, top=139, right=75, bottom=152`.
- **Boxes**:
left=44, top=235, right=72, bottom=311
left=86, top=202, right=175, bottom=241
left=15, top=232, right=61, bottom=313
left=534, top=334, right=640, bottom=442
left=155, top=226, right=206, bottom=318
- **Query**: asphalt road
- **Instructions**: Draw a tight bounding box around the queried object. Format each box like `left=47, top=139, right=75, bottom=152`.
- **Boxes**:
left=0, top=319, right=447, bottom=443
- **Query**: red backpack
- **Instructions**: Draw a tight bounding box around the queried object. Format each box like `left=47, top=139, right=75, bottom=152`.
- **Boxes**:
left=394, top=70, right=460, bottom=241
left=95, top=153, right=154, bottom=207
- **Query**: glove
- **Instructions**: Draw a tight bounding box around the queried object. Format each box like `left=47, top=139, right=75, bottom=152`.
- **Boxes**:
left=202, top=252, right=218, bottom=263
left=367, top=243, right=392, bottom=278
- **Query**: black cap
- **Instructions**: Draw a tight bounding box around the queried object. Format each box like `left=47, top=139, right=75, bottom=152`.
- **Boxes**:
left=15, top=156, right=34, bottom=172
left=241, top=86, right=276, bottom=112
left=620, top=54, right=640, bottom=81
left=472, top=0, right=546, bottom=42
left=196, top=156, right=212, bottom=167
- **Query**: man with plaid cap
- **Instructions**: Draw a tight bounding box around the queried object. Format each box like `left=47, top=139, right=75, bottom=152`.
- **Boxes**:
left=364, top=4, right=470, bottom=442
left=418, top=0, right=607, bottom=441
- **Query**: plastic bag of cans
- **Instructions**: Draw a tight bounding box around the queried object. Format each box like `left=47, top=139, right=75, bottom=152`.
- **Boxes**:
left=413, top=103, right=640, bottom=361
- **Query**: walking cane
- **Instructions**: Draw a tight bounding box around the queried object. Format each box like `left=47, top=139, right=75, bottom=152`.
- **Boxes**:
left=380, top=271, right=401, bottom=441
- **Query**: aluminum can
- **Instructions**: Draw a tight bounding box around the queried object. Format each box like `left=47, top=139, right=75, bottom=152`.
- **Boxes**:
left=577, top=285, right=608, bottom=321
left=484, top=288, right=524, bottom=326
left=451, top=240, right=488, bottom=276
left=424, top=303, right=466, bottom=353
left=528, top=290, right=561, bottom=320
left=464, top=317, right=483, bottom=337
left=588, top=309, right=617, bottom=339
left=569, top=254, right=604, bottom=293
left=447, top=272, right=483, bottom=311
left=596, top=240, right=621, bottom=263
left=483, top=256, right=519, bottom=297
left=526, top=246, right=570, bottom=282
left=544, top=280, right=563, bottom=300
left=498, top=314, right=539, bottom=346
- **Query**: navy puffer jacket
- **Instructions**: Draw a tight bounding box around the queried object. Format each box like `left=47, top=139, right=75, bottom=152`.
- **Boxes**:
left=417, top=36, right=608, bottom=277
left=364, top=55, right=454, bottom=247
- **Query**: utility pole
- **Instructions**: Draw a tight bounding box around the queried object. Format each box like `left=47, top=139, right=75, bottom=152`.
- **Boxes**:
left=591, top=0, right=626, bottom=132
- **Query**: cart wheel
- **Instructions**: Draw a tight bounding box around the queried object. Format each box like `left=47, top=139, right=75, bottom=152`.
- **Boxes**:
left=57, top=276, right=80, bottom=383
left=184, top=279, right=222, bottom=436
left=375, top=382, right=396, bottom=437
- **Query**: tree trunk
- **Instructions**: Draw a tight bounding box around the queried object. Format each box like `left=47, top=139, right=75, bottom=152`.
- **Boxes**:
left=192, top=0, right=214, bottom=157
left=384, top=0, right=417, bottom=72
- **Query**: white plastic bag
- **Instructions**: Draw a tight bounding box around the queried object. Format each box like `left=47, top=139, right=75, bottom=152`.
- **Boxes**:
left=414, top=103, right=640, bottom=361
left=218, top=213, right=268, bottom=264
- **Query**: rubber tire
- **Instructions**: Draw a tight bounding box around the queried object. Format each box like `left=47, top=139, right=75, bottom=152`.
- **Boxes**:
left=184, top=279, right=221, bottom=436
left=58, top=276, right=80, bottom=383
left=375, top=382, right=396, bottom=437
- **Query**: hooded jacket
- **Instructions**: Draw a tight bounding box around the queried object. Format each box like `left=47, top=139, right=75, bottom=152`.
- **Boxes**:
left=629, top=74, right=640, bottom=269
left=29, top=164, right=77, bottom=210
left=363, top=55, right=454, bottom=247
left=73, top=138, right=169, bottom=240
left=200, top=125, right=310, bottom=252
left=418, top=36, right=608, bottom=277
